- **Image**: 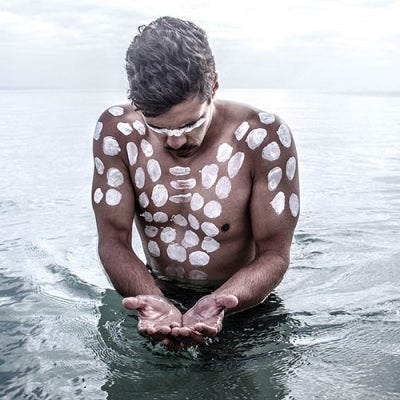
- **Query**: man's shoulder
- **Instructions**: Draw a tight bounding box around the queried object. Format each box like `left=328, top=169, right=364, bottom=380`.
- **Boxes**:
left=219, top=98, right=282, bottom=128
left=219, top=98, right=287, bottom=147
left=93, top=103, right=145, bottom=141
left=97, top=103, right=141, bottom=124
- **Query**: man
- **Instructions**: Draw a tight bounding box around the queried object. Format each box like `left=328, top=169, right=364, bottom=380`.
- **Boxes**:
left=92, top=16, right=299, bottom=349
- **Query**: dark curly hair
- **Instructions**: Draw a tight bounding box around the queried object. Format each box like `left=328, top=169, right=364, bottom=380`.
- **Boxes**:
left=125, top=16, right=217, bottom=117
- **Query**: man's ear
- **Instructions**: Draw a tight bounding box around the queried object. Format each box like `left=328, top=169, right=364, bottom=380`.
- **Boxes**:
left=212, top=75, right=219, bottom=97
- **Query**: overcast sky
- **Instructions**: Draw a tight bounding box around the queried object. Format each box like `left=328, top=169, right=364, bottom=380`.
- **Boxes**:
left=1, top=0, right=400, bottom=92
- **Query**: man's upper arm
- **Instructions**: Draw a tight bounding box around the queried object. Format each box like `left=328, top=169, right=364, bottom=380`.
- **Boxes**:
left=249, top=114, right=300, bottom=259
left=91, top=106, right=136, bottom=245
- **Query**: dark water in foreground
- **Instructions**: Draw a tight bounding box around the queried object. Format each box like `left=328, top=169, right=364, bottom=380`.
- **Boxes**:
left=0, top=89, right=399, bottom=399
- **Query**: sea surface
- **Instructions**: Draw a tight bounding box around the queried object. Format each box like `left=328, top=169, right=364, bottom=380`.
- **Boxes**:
left=0, top=88, right=399, bottom=399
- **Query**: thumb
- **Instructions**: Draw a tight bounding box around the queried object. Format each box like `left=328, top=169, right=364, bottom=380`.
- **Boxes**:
left=216, top=294, right=239, bottom=310
left=122, top=296, right=145, bottom=310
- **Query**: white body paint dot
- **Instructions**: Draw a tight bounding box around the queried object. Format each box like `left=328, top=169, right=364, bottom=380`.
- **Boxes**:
left=108, top=106, right=124, bottom=117
left=135, top=167, right=145, bottom=189
left=139, top=192, right=149, bottom=208
left=103, top=136, right=121, bottom=156
left=262, top=142, right=281, bottom=161
left=106, top=189, right=122, bottom=206
left=153, top=212, right=168, bottom=223
left=217, top=143, right=233, bottom=162
left=167, top=244, right=187, bottom=262
left=189, top=251, right=210, bottom=266
left=147, top=159, right=162, bottom=182
left=94, top=121, right=103, bottom=140
left=201, top=237, right=220, bottom=253
left=234, top=121, right=250, bottom=141
left=259, top=112, right=276, bottom=125
left=142, top=211, right=153, bottom=222
left=148, top=241, right=160, bottom=257
left=277, top=123, right=292, bottom=148
left=94, top=157, right=104, bottom=175
left=188, top=214, right=200, bottom=230
left=93, top=188, right=103, bottom=204
left=107, top=168, right=124, bottom=187
left=204, top=201, right=222, bottom=218
left=169, top=166, right=191, bottom=176
left=201, top=222, right=219, bottom=237
left=127, top=142, right=138, bottom=166
left=246, top=128, right=267, bottom=150
left=172, top=214, right=188, bottom=227
left=228, top=152, right=245, bottom=178
left=215, top=176, right=231, bottom=199
left=267, top=167, right=282, bottom=191
left=189, top=270, right=208, bottom=280
left=289, top=193, right=300, bottom=217
left=270, top=192, right=285, bottom=215
left=151, top=184, right=168, bottom=207
left=201, top=164, right=219, bottom=189
left=190, top=193, right=204, bottom=211
left=117, top=122, right=133, bottom=135
left=140, top=139, right=153, bottom=157
left=133, top=120, right=146, bottom=135
left=286, top=157, right=297, bottom=181
left=182, top=231, right=200, bottom=248
left=160, top=227, right=176, bottom=243
left=144, top=225, right=159, bottom=238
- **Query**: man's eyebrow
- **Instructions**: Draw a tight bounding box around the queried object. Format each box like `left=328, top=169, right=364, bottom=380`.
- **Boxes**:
left=146, top=115, right=203, bottom=130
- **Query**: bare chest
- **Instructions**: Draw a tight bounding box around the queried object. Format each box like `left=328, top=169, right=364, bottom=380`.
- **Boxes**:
left=129, top=140, right=253, bottom=278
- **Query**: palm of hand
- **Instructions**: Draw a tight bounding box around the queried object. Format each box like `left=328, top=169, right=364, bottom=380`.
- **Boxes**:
left=183, top=295, right=225, bottom=334
left=123, top=295, right=181, bottom=337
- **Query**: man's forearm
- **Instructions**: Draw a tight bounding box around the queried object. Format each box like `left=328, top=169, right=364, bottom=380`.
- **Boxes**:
left=213, top=253, right=289, bottom=313
left=98, top=238, right=163, bottom=298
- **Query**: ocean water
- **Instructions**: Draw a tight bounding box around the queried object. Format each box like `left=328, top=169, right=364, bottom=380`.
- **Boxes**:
left=0, top=88, right=399, bottom=399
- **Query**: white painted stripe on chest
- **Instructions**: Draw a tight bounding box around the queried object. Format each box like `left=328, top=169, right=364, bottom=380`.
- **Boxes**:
left=169, top=166, right=191, bottom=176
left=169, top=193, right=192, bottom=203
left=170, top=178, right=196, bottom=189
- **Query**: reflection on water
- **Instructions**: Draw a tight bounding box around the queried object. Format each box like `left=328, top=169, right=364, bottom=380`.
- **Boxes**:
left=96, top=290, right=304, bottom=400
left=0, top=89, right=400, bottom=399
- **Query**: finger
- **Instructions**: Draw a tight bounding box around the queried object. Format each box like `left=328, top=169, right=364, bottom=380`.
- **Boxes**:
left=139, top=324, right=172, bottom=336
left=162, top=336, right=184, bottom=350
left=171, top=326, right=192, bottom=337
left=122, top=296, right=145, bottom=310
left=216, top=294, right=239, bottom=310
left=171, top=327, right=206, bottom=346
left=193, top=323, right=219, bottom=337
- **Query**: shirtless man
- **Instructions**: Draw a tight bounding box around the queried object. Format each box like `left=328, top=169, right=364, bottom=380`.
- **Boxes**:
left=92, top=16, right=299, bottom=349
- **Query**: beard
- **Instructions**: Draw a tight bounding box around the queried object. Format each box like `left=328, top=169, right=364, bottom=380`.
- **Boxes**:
left=165, top=144, right=199, bottom=158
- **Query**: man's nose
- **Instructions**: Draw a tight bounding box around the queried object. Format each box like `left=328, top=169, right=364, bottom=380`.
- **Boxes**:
left=166, top=135, right=187, bottom=149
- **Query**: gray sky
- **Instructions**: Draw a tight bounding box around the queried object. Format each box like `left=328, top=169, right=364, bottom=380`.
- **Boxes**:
left=1, top=0, right=400, bottom=92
